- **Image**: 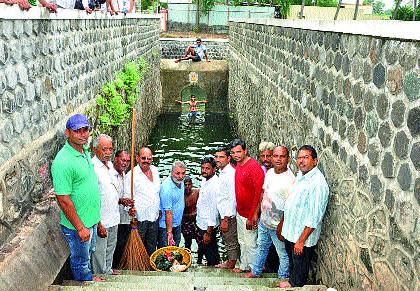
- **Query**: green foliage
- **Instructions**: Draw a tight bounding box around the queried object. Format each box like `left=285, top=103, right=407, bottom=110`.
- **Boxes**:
left=141, top=0, right=151, bottom=10
left=372, top=0, right=385, bottom=14
left=363, top=0, right=373, bottom=4
left=290, top=0, right=313, bottom=6
left=274, top=0, right=292, bottom=18
left=394, top=5, right=420, bottom=20
left=91, top=57, right=148, bottom=134
left=316, top=0, right=337, bottom=7
left=193, top=0, right=216, bottom=15
left=160, top=1, right=168, bottom=8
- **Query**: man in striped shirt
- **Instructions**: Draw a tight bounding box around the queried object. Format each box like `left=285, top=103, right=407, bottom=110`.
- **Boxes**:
left=277, top=145, right=329, bottom=288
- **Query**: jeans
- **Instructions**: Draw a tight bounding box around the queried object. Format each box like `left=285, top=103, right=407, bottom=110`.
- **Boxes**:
left=61, top=224, right=97, bottom=281
left=251, top=221, right=289, bottom=278
left=284, top=239, right=316, bottom=287
left=92, top=225, right=118, bottom=275
left=138, top=220, right=159, bottom=255
left=157, top=225, right=181, bottom=248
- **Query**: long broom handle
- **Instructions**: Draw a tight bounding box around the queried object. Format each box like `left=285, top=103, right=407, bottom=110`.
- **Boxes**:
left=130, top=108, right=136, bottom=201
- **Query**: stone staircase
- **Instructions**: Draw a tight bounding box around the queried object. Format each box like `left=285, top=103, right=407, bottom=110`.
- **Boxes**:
left=49, top=266, right=327, bottom=291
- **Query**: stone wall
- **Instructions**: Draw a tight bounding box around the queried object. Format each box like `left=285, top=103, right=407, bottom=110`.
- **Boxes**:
left=229, top=19, right=419, bottom=290
left=160, top=38, right=229, bottom=60
left=0, top=7, right=162, bottom=290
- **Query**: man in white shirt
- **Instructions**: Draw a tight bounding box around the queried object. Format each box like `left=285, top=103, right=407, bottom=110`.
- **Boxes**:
left=214, top=147, right=240, bottom=269
left=111, top=150, right=134, bottom=268
left=196, top=157, right=220, bottom=266
left=124, top=147, right=161, bottom=256
left=91, top=134, right=120, bottom=275
left=244, top=146, right=295, bottom=280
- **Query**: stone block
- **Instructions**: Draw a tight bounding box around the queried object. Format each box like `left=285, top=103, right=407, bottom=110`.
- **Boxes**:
left=367, top=142, right=380, bottom=166
left=415, top=178, right=420, bottom=206
left=16, top=64, right=28, bottom=86
left=370, top=175, right=383, bottom=202
left=0, top=39, right=8, bottom=65
left=358, top=164, right=369, bottom=184
left=5, top=66, right=17, bottom=90
left=381, top=152, right=395, bottom=178
left=403, top=72, right=419, bottom=101
left=390, top=100, right=406, bottom=128
left=1, top=20, right=13, bottom=39
left=393, top=130, right=409, bottom=159
left=13, top=20, right=24, bottom=38
left=387, top=66, right=402, bottom=95
left=11, top=111, right=24, bottom=134
left=0, top=71, right=6, bottom=95
left=398, top=42, right=417, bottom=71
left=410, top=142, right=420, bottom=171
left=384, top=41, right=399, bottom=65
left=373, top=63, right=386, bottom=89
left=0, top=119, right=14, bottom=143
left=376, top=93, right=389, bottom=120
left=378, top=121, right=392, bottom=148
left=397, top=163, right=412, bottom=191
left=407, top=107, right=419, bottom=137
left=354, top=106, right=365, bottom=130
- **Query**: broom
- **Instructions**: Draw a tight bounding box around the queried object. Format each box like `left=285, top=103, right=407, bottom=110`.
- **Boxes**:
left=118, top=107, right=152, bottom=271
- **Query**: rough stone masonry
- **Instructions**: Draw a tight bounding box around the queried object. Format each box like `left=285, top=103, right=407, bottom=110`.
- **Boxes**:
left=228, top=19, right=419, bottom=290
left=0, top=9, right=162, bottom=290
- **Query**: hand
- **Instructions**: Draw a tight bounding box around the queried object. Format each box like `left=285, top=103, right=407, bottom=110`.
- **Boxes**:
left=120, top=198, right=134, bottom=207
left=294, top=241, right=304, bottom=256
left=276, top=223, right=284, bottom=241
left=203, top=232, right=211, bottom=244
left=77, top=227, right=90, bottom=242
left=128, top=207, right=136, bottom=217
left=97, top=223, right=107, bottom=238
left=220, top=218, right=228, bottom=233
left=41, top=1, right=57, bottom=12
left=84, top=6, right=93, bottom=13
left=246, top=218, right=253, bottom=230
left=167, top=232, right=176, bottom=246
left=158, top=210, right=162, bottom=220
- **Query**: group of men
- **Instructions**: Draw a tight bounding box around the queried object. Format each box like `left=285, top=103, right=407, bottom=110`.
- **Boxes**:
left=52, top=113, right=329, bottom=288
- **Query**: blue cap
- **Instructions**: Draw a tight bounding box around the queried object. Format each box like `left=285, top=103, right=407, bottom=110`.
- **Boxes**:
left=66, top=114, right=92, bottom=130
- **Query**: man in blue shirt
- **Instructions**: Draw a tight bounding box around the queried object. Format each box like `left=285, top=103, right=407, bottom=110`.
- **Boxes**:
left=277, top=145, right=329, bottom=288
left=158, top=161, right=187, bottom=247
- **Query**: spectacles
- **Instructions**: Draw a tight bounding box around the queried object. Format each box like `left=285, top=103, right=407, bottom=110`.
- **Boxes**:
left=140, top=157, right=152, bottom=161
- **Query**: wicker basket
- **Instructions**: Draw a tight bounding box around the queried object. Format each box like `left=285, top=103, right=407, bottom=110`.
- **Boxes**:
left=149, top=246, right=192, bottom=272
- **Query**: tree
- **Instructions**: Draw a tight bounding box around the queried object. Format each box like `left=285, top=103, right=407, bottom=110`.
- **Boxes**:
left=372, top=0, right=385, bottom=14
left=334, top=0, right=343, bottom=19
left=393, top=0, right=403, bottom=19
left=353, top=0, right=360, bottom=19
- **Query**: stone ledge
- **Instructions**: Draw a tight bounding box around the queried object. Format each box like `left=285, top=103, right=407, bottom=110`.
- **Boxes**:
left=0, top=203, right=69, bottom=291
left=160, top=37, right=229, bottom=43
left=160, top=59, right=228, bottom=71
left=229, top=18, right=420, bottom=41
left=0, top=4, right=159, bottom=20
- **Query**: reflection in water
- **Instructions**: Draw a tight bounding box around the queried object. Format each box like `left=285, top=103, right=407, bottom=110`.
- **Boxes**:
left=147, top=112, right=237, bottom=262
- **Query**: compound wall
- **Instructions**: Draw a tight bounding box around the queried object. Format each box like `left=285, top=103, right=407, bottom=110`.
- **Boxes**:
left=229, top=19, right=419, bottom=290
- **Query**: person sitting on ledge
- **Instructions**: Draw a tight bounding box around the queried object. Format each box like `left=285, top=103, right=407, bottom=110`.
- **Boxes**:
left=175, top=38, right=209, bottom=63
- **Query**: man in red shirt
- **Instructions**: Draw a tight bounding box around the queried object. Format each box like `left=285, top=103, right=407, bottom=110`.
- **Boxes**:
left=230, top=138, right=265, bottom=272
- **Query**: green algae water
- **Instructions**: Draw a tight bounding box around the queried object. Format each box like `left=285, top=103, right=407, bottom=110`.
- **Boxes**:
left=148, top=112, right=237, bottom=185
left=147, top=112, right=237, bottom=262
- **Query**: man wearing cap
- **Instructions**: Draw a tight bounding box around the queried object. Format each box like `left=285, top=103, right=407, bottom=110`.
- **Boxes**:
left=51, top=114, right=102, bottom=282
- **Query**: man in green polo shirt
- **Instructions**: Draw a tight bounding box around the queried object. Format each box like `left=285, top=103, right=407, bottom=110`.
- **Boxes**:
left=51, top=114, right=101, bottom=282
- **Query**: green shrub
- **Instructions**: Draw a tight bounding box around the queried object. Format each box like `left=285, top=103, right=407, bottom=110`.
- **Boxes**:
left=291, top=0, right=313, bottom=6
left=394, top=5, right=420, bottom=20
left=316, top=0, right=337, bottom=7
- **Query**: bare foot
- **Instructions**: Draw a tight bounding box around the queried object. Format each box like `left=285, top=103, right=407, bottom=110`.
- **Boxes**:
left=242, top=272, right=258, bottom=278
left=93, top=276, right=105, bottom=282
left=111, top=269, right=121, bottom=275
left=174, top=59, right=181, bottom=63
left=278, top=281, right=292, bottom=288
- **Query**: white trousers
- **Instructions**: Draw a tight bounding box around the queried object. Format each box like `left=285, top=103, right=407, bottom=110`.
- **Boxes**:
left=92, top=225, right=118, bottom=275
left=236, top=214, right=258, bottom=270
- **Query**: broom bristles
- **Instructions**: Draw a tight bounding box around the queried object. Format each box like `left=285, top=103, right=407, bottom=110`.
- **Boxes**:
left=118, top=225, right=152, bottom=271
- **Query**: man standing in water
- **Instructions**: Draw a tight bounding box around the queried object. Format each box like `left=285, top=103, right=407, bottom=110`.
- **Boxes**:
left=181, top=176, right=199, bottom=250
left=230, top=138, right=265, bottom=273
left=214, top=146, right=240, bottom=269
left=196, top=157, right=221, bottom=266
left=51, top=114, right=102, bottom=281
left=277, top=145, right=329, bottom=288
left=176, top=95, right=208, bottom=120
left=175, top=38, right=209, bottom=63
left=158, top=161, right=187, bottom=247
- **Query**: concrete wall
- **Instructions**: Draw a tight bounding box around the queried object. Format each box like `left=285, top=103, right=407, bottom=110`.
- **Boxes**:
left=160, top=60, right=228, bottom=113
left=0, top=6, right=162, bottom=290
left=160, top=38, right=229, bottom=60
left=229, top=19, right=419, bottom=290
left=167, top=4, right=274, bottom=33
